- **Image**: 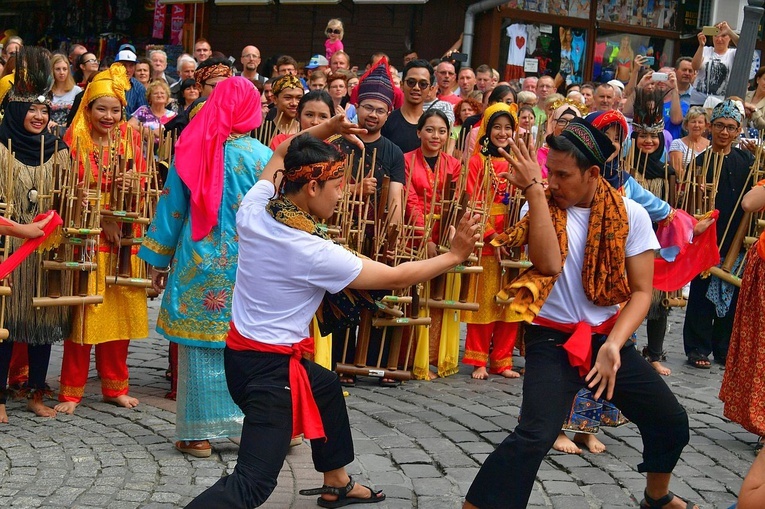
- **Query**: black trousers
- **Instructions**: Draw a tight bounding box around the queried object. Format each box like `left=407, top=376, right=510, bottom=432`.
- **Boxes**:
left=0, top=341, right=52, bottom=404
left=683, top=274, right=739, bottom=361
left=465, top=324, right=689, bottom=509
left=185, top=348, right=354, bottom=509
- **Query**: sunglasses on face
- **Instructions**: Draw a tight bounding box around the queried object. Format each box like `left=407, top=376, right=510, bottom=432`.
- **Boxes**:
left=404, top=78, right=431, bottom=90
left=326, top=29, right=342, bottom=35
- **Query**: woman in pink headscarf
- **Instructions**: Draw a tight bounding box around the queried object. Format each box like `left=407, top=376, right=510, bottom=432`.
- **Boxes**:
left=138, top=77, right=273, bottom=458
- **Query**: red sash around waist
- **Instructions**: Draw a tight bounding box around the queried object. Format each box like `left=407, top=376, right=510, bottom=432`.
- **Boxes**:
left=532, top=312, right=620, bottom=376
left=227, top=321, right=325, bottom=441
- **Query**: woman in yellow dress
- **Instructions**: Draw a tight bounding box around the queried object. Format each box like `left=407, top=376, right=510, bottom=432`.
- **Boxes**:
left=55, top=64, right=148, bottom=414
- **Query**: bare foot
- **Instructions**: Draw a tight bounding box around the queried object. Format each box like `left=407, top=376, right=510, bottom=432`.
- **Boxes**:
left=320, top=482, right=385, bottom=504
left=0, top=404, right=8, bottom=423
left=650, top=360, right=671, bottom=376
left=27, top=399, right=57, bottom=418
left=471, top=367, right=489, bottom=380
left=573, top=433, right=606, bottom=453
left=498, top=369, right=521, bottom=379
left=427, top=371, right=438, bottom=380
left=103, top=394, right=139, bottom=408
left=553, top=432, right=582, bottom=454
left=54, top=401, right=78, bottom=414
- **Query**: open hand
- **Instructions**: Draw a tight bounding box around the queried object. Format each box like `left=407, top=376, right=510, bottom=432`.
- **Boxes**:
left=331, top=113, right=367, bottom=150
left=586, top=341, right=621, bottom=400
left=447, top=211, right=481, bottom=262
left=497, top=136, right=543, bottom=191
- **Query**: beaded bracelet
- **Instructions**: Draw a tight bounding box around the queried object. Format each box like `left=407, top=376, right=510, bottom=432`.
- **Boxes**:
left=522, top=179, right=542, bottom=195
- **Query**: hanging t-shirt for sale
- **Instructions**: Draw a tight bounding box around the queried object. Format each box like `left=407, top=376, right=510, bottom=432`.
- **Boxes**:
left=526, top=24, right=541, bottom=56
left=506, top=23, right=528, bottom=66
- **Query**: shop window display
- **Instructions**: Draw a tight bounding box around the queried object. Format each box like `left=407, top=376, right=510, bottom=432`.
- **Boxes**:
left=502, top=0, right=590, bottom=19
left=501, top=21, right=587, bottom=86
left=596, top=0, right=677, bottom=31
left=593, top=32, right=675, bottom=83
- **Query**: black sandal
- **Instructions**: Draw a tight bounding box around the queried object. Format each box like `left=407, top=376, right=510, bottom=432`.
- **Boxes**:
left=756, top=437, right=765, bottom=454
left=299, top=477, right=385, bottom=508
left=639, top=490, right=697, bottom=509
left=687, top=352, right=711, bottom=369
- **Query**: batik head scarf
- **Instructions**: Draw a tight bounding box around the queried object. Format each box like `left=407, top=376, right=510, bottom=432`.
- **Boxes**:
left=194, top=59, right=232, bottom=88
left=272, top=74, right=303, bottom=97
left=711, top=98, right=743, bottom=125
left=175, top=77, right=262, bottom=241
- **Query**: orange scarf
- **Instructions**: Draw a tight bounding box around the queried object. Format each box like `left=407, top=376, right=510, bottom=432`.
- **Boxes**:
left=492, top=176, right=631, bottom=322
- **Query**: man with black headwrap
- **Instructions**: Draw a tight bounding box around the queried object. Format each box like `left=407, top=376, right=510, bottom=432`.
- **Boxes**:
left=463, top=118, right=696, bottom=509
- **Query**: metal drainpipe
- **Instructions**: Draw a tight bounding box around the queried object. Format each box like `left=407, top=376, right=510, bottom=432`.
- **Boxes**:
left=463, top=0, right=511, bottom=67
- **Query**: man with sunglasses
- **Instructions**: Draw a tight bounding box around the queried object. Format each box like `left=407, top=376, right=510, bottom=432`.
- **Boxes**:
left=683, top=99, right=754, bottom=369
left=381, top=59, right=434, bottom=153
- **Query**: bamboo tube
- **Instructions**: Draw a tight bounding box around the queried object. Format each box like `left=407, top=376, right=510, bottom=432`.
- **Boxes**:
left=33, top=295, right=104, bottom=307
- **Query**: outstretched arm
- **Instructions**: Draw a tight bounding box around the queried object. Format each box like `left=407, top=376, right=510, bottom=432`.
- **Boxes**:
left=258, top=115, right=366, bottom=188
left=348, top=211, right=481, bottom=290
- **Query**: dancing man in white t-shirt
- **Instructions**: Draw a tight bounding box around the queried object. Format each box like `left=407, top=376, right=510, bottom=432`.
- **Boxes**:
left=185, top=115, right=481, bottom=509
left=463, top=118, right=697, bottom=509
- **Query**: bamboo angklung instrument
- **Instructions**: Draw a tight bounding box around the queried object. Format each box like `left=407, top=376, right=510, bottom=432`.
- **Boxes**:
left=33, top=138, right=102, bottom=308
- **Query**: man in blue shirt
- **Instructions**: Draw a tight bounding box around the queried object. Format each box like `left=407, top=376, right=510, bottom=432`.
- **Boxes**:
left=115, top=49, right=147, bottom=118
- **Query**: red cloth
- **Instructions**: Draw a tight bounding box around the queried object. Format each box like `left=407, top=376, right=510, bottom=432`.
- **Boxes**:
left=58, top=340, right=130, bottom=402
left=0, top=210, right=62, bottom=281
left=653, top=209, right=720, bottom=292
left=403, top=148, right=461, bottom=244
left=226, top=322, right=326, bottom=441
left=175, top=77, right=263, bottom=241
left=533, top=313, right=620, bottom=376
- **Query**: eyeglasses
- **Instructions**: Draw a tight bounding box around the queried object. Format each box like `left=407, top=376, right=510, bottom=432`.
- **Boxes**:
left=554, top=118, right=571, bottom=127
left=711, top=122, right=739, bottom=133
left=404, top=78, right=431, bottom=90
left=83, top=58, right=99, bottom=65
left=326, top=29, right=342, bottom=35
left=242, top=53, right=260, bottom=59
left=359, top=103, right=388, bottom=116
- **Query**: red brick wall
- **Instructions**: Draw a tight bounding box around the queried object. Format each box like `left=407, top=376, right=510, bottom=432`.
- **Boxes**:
left=203, top=0, right=470, bottom=72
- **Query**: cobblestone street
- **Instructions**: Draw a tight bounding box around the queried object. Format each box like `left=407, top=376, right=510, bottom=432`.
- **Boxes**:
left=0, top=300, right=751, bottom=508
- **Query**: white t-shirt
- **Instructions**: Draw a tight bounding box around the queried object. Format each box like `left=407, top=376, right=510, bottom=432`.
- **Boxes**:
left=534, top=197, right=659, bottom=326
left=506, top=23, right=528, bottom=66
left=694, top=46, right=736, bottom=97
left=232, top=180, right=363, bottom=345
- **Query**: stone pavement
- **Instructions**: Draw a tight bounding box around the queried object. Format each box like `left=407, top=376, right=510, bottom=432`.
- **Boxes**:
left=0, top=300, right=753, bottom=508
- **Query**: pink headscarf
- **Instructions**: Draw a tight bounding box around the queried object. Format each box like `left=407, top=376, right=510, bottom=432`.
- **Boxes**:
left=175, top=76, right=262, bottom=241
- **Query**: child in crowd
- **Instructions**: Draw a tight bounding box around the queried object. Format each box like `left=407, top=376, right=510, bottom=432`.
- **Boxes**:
left=325, top=19, right=344, bottom=60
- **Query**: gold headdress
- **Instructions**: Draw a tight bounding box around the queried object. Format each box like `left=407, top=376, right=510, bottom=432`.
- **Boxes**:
left=548, top=97, right=588, bottom=118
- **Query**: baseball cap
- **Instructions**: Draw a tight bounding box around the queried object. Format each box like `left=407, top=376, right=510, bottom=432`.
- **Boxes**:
left=305, top=54, right=329, bottom=70
left=116, top=49, right=137, bottom=63
left=607, top=79, right=625, bottom=92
